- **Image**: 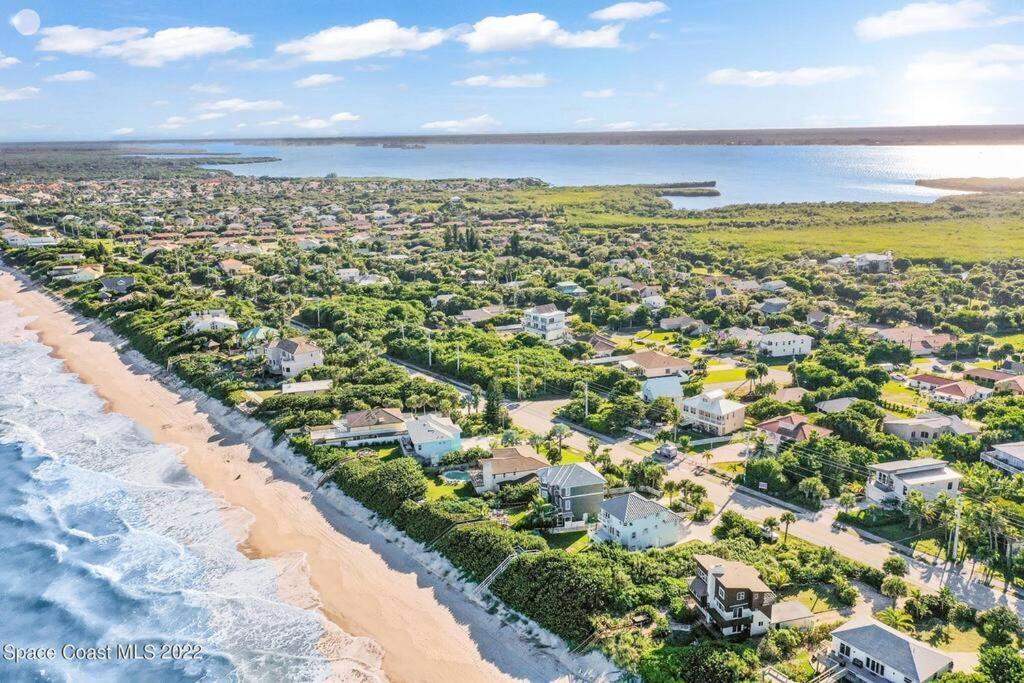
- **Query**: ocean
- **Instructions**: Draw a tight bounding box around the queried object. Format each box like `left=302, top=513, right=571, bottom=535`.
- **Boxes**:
left=0, top=304, right=348, bottom=682
left=193, top=141, right=1024, bottom=208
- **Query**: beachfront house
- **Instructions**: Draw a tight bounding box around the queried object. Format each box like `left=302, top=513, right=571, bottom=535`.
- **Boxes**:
left=308, top=407, right=408, bottom=447
left=681, top=390, right=746, bottom=436
left=827, top=617, right=953, bottom=683
left=185, top=309, right=239, bottom=335
left=866, top=458, right=962, bottom=505
left=477, top=445, right=549, bottom=492
left=595, top=493, right=685, bottom=549
left=264, top=337, right=324, bottom=379
left=688, top=555, right=776, bottom=637
left=406, top=413, right=462, bottom=466
left=537, top=462, right=607, bottom=525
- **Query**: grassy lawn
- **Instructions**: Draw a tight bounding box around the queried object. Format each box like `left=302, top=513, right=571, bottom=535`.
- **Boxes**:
left=634, top=330, right=678, bottom=344
left=712, top=461, right=745, bottom=477
left=542, top=530, right=591, bottom=553
left=556, top=446, right=589, bottom=464
left=776, top=651, right=816, bottom=683
left=990, top=331, right=1024, bottom=350
left=913, top=620, right=987, bottom=652
left=882, top=381, right=930, bottom=410
left=704, top=367, right=749, bottom=383
left=841, top=510, right=948, bottom=560
left=424, top=476, right=476, bottom=502
left=779, top=584, right=844, bottom=614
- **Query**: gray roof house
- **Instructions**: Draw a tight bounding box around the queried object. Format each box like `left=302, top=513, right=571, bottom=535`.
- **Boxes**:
left=828, top=617, right=952, bottom=683
left=537, top=463, right=606, bottom=525
left=99, top=276, right=136, bottom=294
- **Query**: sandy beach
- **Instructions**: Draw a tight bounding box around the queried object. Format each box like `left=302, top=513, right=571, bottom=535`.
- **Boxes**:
left=0, top=268, right=602, bottom=683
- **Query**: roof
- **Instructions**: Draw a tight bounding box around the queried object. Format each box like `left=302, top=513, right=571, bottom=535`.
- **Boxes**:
left=882, top=411, right=979, bottom=435
left=771, top=601, right=813, bottom=624
left=693, top=554, right=772, bottom=593
left=601, top=493, right=679, bottom=524
left=814, top=397, right=859, bottom=413
left=487, top=446, right=549, bottom=475
left=756, top=413, right=833, bottom=441
left=990, top=441, right=1024, bottom=458
left=281, top=379, right=334, bottom=394
left=643, top=375, right=685, bottom=398
left=626, top=350, right=693, bottom=373
left=406, top=413, right=461, bottom=444
left=271, top=336, right=321, bottom=355
left=538, top=462, right=606, bottom=489
left=831, top=617, right=953, bottom=682
left=870, top=457, right=949, bottom=473
left=345, top=407, right=405, bottom=428
left=934, top=380, right=987, bottom=398
left=995, top=375, right=1024, bottom=391
left=965, top=367, right=1015, bottom=382
left=909, top=373, right=954, bottom=387
left=526, top=303, right=560, bottom=315
left=773, top=387, right=809, bottom=403
left=683, top=390, right=744, bottom=415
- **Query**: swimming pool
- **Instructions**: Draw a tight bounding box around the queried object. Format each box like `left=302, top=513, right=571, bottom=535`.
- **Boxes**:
left=441, top=470, right=471, bottom=483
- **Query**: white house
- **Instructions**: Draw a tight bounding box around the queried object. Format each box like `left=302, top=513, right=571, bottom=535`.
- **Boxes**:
left=406, top=413, right=462, bottom=466
left=827, top=617, right=953, bottom=683
left=264, top=337, right=324, bottom=379
left=681, top=390, right=746, bottom=436
left=521, top=304, right=566, bottom=343
left=882, top=411, right=979, bottom=446
left=981, top=441, right=1024, bottom=476
left=308, top=407, right=407, bottom=447
left=866, top=458, right=962, bottom=504
left=642, top=375, right=685, bottom=407
left=185, top=309, right=239, bottom=334
left=758, top=332, right=812, bottom=358
left=595, top=493, right=686, bottom=549
left=931, top=380, right=992, bottom=405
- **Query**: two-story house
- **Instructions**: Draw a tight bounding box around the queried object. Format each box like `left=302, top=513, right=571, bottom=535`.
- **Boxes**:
left=827, top=617, right=953, bottom=683
left=406, top=413, right=462, bottom=466
left=757, top=332, right=812, bottom=358
left=477, top=445, right=549, bottom=492
left=866, top=458, right=962, bottom=504
left=536, top=463, right=607, bottom=524
left=681, top=390, right=746, bottom=436
left=981, top=441, right=1024, bottom=476
left=689, top=554, right=776, bottom=637
left=595, top=493, right=685, bottom=549
left=521, top=304, right=566, bottom=343
left=308, top=407, right=407, bottom=447
left=755, top=413, right=832, bottom=450
left=264, top=337, right=324, bottom=379
left=882, top=411, right=979, bottom=446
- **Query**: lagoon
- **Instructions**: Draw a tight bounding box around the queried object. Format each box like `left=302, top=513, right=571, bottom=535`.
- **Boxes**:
left=196, top=141, right=1024, bottom=208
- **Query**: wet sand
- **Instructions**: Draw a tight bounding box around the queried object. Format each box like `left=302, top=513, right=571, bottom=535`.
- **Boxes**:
left=0, top=268, right=584, bottom=683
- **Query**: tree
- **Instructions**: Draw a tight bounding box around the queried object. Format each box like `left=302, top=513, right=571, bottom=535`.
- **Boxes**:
left=876, top=607, right=914, bottom=632
left=763, top=516, right=780, bottom=538
left=979, top=645, right=1024, bottom=683
left=526, top=497, right=556, bottom=528
left=586, top=436, right=600, bottom=462
left=903, top=490, right=930, bottom=532
left=839, top=491, right=857, bottom=512
left=470, top=383, right=483, bottom=413
left=780, top=511, right=797, bottom=545
left=798, top=476, right=829, bottom=505
left=549, top=424, right=572, bottom=458
left=484, top=378, right=502, bottom=427
left=881, top=575, right=908, bottom=607
left=527, top=433, right=545, bottom=451
left=978, top=606, right=1021, bottom=645
left=501, top=429, right=521, bottom=446
left=663, top=479, right=681, bottom=506
left=883, top=555, right=909, bottom=577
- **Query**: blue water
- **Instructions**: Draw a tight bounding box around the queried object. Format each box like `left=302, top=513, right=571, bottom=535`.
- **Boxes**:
left=0, top=307, right=358, bottom=681
left=191, top=141, right=1024, bottom=208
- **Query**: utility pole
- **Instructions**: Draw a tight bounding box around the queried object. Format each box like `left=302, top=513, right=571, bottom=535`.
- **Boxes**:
left=427, top=334, right=433, bottom=367
left=516, top=356, right=522, bottom=400
left=456, top=342, right=461, bottom=372
left=584, top=382, right=590, bottom=417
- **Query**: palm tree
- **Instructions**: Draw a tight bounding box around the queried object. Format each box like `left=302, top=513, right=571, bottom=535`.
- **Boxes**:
left=501, top=429, right=521, bottom=447
left=586, top=436, right=600, bottom=462
left=527, top=497, right=556, bottom=528
left=876, top=607, right=914, bottom=632
left=903, top=490, right=930, bottom=532
left=881, top=575, right=908, bottom=607
left=663, top=480, right=681, bottom=506
left=405, top=394, right=424, bottom=414
left=763, top=516, right=780, bottom=538
left=780, top=511, right=797, bottom=545
left=470, top=384, right=483, bottom=413
left=549, top=424, right=572, bottom=458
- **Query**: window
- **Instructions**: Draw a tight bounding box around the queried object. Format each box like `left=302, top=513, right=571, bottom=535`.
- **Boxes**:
left=718, top=587, right=724, bottom=598
left=737, top=591, right=745, bottom=600
left=866, top=658, right=885, bottom=677
left=733, top=607, right=742, bottom=618
left=839, top=643, right=850, bottom=657
left=948, top=482, right=954, bottom=490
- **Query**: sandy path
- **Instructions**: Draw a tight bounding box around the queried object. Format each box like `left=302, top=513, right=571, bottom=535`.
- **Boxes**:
left=0, top=269, right=571, bottom=683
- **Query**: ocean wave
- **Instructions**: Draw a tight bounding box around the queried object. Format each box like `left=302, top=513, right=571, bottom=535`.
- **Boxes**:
left=0, top=325, right=377, bottom=681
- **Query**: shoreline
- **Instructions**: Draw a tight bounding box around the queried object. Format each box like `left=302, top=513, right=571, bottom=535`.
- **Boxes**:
left=0, top=268, right=609, bottom=682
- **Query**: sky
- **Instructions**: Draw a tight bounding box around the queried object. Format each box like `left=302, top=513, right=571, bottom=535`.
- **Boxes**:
left=0, top=0, right=1022, bottom=141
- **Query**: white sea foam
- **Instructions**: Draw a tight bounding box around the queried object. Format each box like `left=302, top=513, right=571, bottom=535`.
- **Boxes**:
left=0, top=304, right=384, bottom=682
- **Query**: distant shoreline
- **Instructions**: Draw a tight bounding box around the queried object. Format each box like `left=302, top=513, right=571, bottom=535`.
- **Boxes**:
left=4, top=123, right=1024, bottom=147
left=916, top=177, right=1024, bottom=192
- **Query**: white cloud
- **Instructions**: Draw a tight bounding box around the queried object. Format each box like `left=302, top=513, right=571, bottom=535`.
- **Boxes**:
left=421, top=113, right=499, bottom=131
left=190, top=83, right=225, bottom=94
left=854, top=0, right=1015, bottom=41
left=590, top=2, right=669, bottom=22
left=706, top=66, right=869, bottom=87
left=196, top=112, right=226, bottom=120
left=583, top=88, right=615, bottom=98
left=44, top=70, right=96, bottom=82
left=0, top=86, right=39, bottom=101
left=38, top=25, right=251, bottom=66
left=604, top=121, right=639, bottom=130
left=152, top=99, right=169, bottom=106
left=294, top=73, right=342, bottom=88
left=458, top=13, right=623, bottom=52
left=195, top=98, right=284, bottom=113
left=906, top=43, right=1024, bottom=80
left=277, top=19, right=447, bottom=61
left=574, top=117, right=597, bottom=125
left=0, top=53, right=21, bottom=69
left=453, top=73, right=549, bottom=88
left=295, top=118, right=333, bottom=130
left=330, top=111, right=360, bottom=121
left=158, top=116, right=189, bottom=129
left=112, top=127, right=135, bottom=135
left=288, top=112, right=360, bottom=129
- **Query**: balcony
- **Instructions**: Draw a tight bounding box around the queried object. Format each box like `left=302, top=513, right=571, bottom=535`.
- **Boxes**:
left=981, top=451, right=1024, bottom=476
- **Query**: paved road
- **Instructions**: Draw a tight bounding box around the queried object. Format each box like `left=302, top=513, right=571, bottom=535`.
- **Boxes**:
left=386, top=357, right=1024, bottom=619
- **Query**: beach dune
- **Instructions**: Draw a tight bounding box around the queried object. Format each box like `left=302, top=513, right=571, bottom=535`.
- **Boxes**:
left=0, top=269, right=585, bottom=683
